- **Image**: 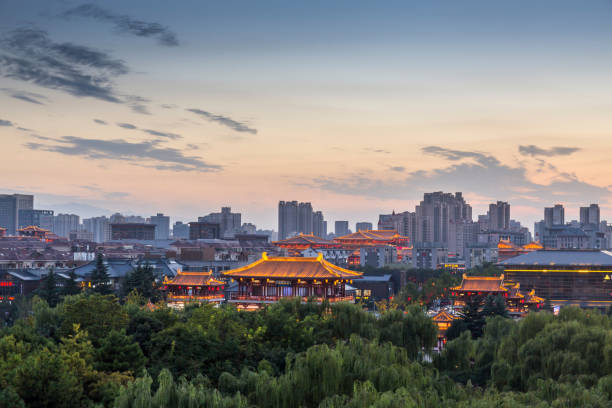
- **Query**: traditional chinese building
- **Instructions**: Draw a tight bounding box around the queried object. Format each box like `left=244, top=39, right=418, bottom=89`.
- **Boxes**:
left=0, top=227, right=6, bottom=238
left=333, top=229, right=409, bottom=248
left=432, top=309, right=458, bottom=346
left=451, top=274, right=543, bottom=316
left=224, top=252, right=362, bottom=309
left=17, top=226, right=50, bottom=240
left=273, top=234, right=339, bottom=255
left=163, top=270, right=225, bottom=307
left=497, top=240, right=543, bottom=262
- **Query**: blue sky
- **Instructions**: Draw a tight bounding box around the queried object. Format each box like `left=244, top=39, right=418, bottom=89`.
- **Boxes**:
left=1, top=1, right=611, bottom=230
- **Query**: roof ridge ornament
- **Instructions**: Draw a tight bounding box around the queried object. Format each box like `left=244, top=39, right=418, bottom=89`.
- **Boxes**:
left=262, top=252, right=268, bottom=260
left=316, top=252, right=323, bottom=261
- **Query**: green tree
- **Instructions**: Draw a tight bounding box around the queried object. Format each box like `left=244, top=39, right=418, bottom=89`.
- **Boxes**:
left=481, top=294, right=509, bottom=319
left=62, top=270, right=81, bottom=297
left=90, top=253, right=112, bottom=294
left=95, top=330, right=146, bottom=373
left=35, top=269, right=60, bottom=307
left=59, top=294, right=129, bottom=342
left=459, top=296, right=486, bottom=338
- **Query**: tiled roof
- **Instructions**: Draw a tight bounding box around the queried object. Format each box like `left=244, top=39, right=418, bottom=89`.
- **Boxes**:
left=273, top=234, right=334, bottom=246
left=335, top=230, right=403, bottom=241
left=166, top=271, right=224, bottom=286
left=499, top=250, right=612, bottom=266
left=224, top=252, right=362, bottom=280
left=432, top=310, right=457, bottom=322
left=453, top=275, right=506, bottom=292
left=359, top=274, right=392, bottom=282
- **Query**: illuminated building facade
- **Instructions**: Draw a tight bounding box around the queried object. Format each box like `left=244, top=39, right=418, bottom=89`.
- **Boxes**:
left=163, top=270, right=225, bottom=307
left=500, top=250, right=612, bottom=307
left=451, top=274, right=544, bottom=316
left=224, top=252, right=362, bottom=309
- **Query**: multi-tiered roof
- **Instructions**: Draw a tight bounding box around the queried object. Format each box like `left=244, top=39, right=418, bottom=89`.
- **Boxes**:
left=224, top=252, right=361, bottom=280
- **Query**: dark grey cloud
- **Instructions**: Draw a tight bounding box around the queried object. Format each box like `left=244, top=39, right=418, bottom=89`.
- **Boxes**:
left=25, top=135, right=221, bottom=172
left=142, top=129, right=181, bottom=140
left=64, top=4, right=179, bottom=46
left=117, top=122, right=137, bottom=129
left=1, top=88, right=49, bottom=105
left=93, top=119, right=107, bottom=125
left=0, top=119, right=13, bottom=126
left=187, top=108, right=257, bottom=134
left=389, top=166, right=405, bottom=172
left=0, top=28, right=128, bottom=103
left=518, top=145, right=581, bottom=157
left=303, top=145, right=609, bottom=209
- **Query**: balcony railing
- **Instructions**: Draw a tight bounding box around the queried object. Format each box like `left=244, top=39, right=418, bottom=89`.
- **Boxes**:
left=167, top=294, right=224, bottom=301
left=228, top=293, right=354, bottom=303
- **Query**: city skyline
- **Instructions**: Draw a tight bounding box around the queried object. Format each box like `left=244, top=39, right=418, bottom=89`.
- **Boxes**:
left=2, top=1, right=612, bottom=230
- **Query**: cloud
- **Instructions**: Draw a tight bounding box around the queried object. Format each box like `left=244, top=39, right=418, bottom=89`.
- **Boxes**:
left=303, top=145, right=609, bottom=209
left=0, top=119, right=13, bottom=126
left=142, top=129, right=181, bottom=140
left=518, top=145, right=581, bottom=157
left=0, top=28, right=128, bottom=103
left=115, top=122, right=182, bottom=139
left=1, top=88, right=49, bottom=105
left=187, top=108, right=257, bottom=134
left=364, top=147, right=390, bottom=154
left=64, top=4, right=179, bottom=46
left=93, top=119, right=107, bottom=125
left=124, top=94, right=150, bottom=115
left=389, top=166, right=405, bottom=172
left=25, top=135, right=221, bottom=172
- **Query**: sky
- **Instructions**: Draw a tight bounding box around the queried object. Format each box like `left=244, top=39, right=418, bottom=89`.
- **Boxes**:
left=1, top=0, right=612, bottom=231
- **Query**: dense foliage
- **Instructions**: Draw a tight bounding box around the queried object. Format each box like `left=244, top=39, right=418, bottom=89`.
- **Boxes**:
left=1, top=290, right=611, bottom=407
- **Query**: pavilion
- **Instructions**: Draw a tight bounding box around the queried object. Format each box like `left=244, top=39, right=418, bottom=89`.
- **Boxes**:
left=333, top=229, right=409, bottom=248
left=223, top=252, right=362, bottom=308
left=163, top=270, right=225, bottom=307
left=451, top=274, right=543, bottom=316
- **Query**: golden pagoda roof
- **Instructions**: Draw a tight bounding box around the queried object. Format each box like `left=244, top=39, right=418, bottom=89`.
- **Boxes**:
left=334, top=229, right=408, bottom=242
left=164, top=270, right=224, bottom=286
left=273, top=234, right=335, bottom=246
left=18, top=225, right=50, bottom=232
left=432, top=309, right=457, bottom=322
left=497, top=240, right=517, bottom=249
left=452, top=274, right=506, bottom=292
left=522, top=242, right=544, bottom=250
left=223, top=252, right=362, bottom=280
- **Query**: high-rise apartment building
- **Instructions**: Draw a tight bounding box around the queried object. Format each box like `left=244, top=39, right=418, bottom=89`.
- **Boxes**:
left=356, top=222, right=373, bottom=232
left=580, top=204, right=600, bottom=227
left=378, top=211, right=417, bottom=243
left=18, top=209, right=54, bottom=231
left=83, top=216, right=111, bottom=243
left=335, top=221, right=349, bottom=236
left=278, top=201, right=298, bottom=240
left=298, top=202, right=313, bottom=235
left=199, top=207, right=241, bottom=238
left=278, top=201, right=326, bottom=239
left=149, top=213, right=170, bottom=239
left=415, top=192, right=472, bottom=244
left=53, top=213, right=80, bottom=238
left=0, top=194, right=34, bottom=235
left=312, top=211, right=327, bottom=237
left=488, top=201, right=510, bottom=231
left=544, top=204, right=564, bottom=228
left=172, top=221, right=190, bottom=239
